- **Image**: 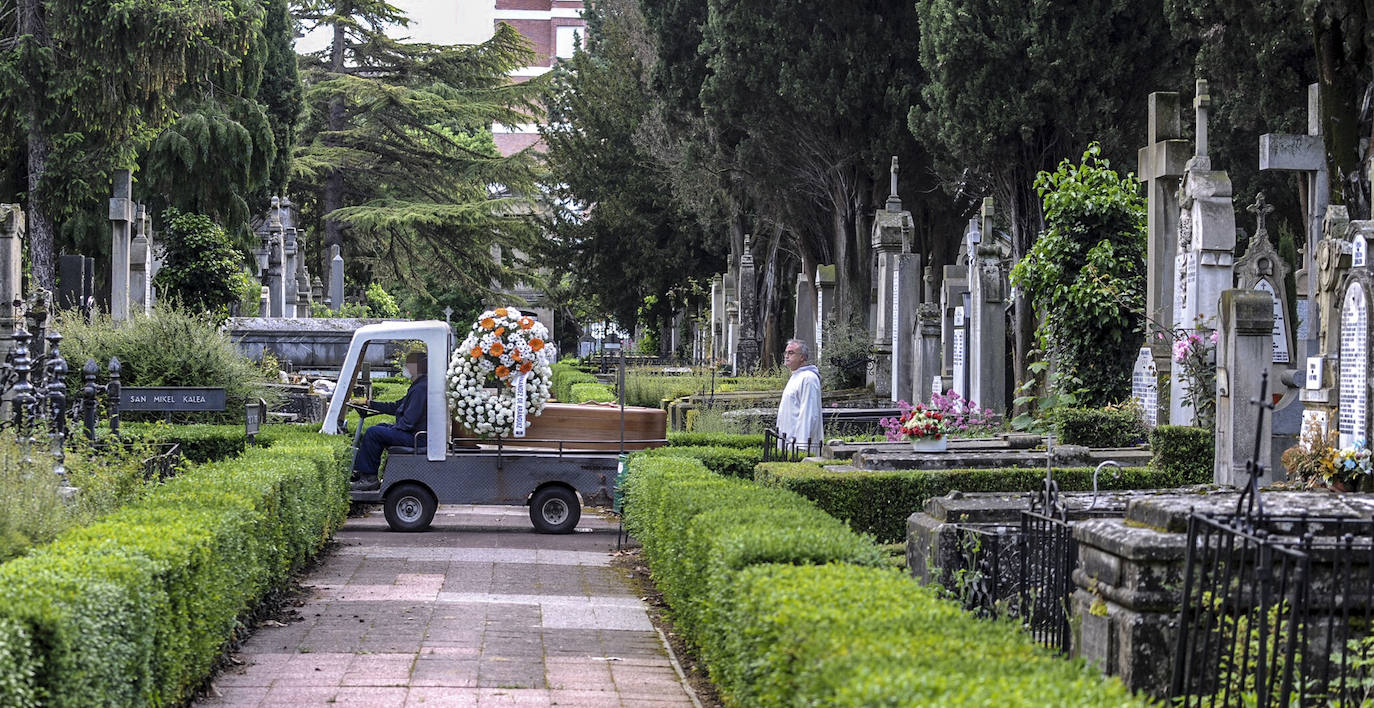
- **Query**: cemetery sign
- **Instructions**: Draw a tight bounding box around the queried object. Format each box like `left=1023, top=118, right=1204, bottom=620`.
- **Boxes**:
left=122, top=387, right=227, bottom=412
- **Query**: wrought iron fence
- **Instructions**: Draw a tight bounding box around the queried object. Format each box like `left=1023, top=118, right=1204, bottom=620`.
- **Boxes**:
left=1019, top=510, right=1080, bottom=655
left=1169, top=514, right=1374, bottom=707
left=944, top=524, right=1022, bottom=618
left=762, top=428, right=818, bottom=463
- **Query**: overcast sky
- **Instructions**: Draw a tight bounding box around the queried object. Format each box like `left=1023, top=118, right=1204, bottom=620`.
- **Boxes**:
left=295, top=0, right=494, bottom=53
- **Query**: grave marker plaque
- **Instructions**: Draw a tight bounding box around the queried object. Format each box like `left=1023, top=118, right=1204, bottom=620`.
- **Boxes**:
left=1254, top=279, right=1291, bottom=363
left=1131, top=347, right=1159, bottom=427
left=1339, top=283, right=1369, bottom=446
left=1356, top=236, right=1368, bottom=268
left=952, top=306, right=966, bottom=399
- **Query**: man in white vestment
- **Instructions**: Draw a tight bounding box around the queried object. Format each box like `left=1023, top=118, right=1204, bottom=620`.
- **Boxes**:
left=776, top=338, right=823, bottom=453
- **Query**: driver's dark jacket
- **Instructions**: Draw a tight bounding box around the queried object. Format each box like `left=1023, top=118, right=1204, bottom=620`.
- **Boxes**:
left=371, top=375, right=428, bottom=433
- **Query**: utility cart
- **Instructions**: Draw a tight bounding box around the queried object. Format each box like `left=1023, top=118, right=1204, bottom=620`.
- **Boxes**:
left=320, top=321, right=665, bottom=533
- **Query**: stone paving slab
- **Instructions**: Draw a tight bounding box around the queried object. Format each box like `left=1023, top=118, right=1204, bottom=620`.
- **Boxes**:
left=198, top=505, right=696, bottom=708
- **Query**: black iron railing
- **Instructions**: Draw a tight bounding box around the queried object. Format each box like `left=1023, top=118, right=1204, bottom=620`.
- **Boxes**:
left=762, top=428, right=818, bottom=463
left=1019, top=510, right=1080, bottom=655
left=944, top=524, right=1022, bottom=618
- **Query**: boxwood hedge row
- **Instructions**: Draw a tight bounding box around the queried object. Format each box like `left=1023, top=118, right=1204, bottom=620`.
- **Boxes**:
left=623, top=455, right=1143, bottom=706
left=635, top=445, right=762, bottom=479
left=756, top=462, right=1209, bottom=542
left=665, top=432, right=766, bottom=449
left=0, top=430, right=349, bottom=707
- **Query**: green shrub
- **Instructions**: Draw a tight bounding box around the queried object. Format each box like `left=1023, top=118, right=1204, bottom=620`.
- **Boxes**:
left=667, top=432, right=766, bottom=449
left=0, top=432, right=349, bottom=706
left=154, top=208, right=244, bottom=319
left=712, top=564, right=1143, bottom=707
left=1151, top=425, right=1214, bottom=481
left=637, top=445, right=761, bottom=479
left=55, top=305, right=279, bottom=423
left=121, top=422, right=301, bottom=463
left=622, top=455, right=882, bottom=648
left=755, top=462, right=1206, bottom=542
left=569, top=382, right=616, bottom=403
left=621, top=368, right=788, bottom=408
left=551, top=362, right=599, bottom=402
left=1052, top=407, right=1148, bottom=447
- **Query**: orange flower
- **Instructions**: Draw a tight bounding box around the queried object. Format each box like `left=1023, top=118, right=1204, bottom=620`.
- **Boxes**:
left=518, top=317, right=534, bottom=330
left=495, top=365, right=510, bottom=378
left=495, top=326, right=506, bottom=336
left=494, top=307, right=508, bottom=317
left=489, top=342, right=505, bottom=356
left=511, top=350, right=523, bottom=361
left=470, top=346, right=483, bottom=358
left=480, top=318, right=495, bottom=330
left=520, top=361, right=533, bottom=373
left=529, top=338, right=544, bottom=352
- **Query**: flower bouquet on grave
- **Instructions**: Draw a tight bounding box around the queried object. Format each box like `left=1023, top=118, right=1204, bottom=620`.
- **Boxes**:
left=895, top=404, right=948, bottom=452
left=1281, top=417, right=1340, bottom=489
left=1327, top=441, right=1373, bottom=493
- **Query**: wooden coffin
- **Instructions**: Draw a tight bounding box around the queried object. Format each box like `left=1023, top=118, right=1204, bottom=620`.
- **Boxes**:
left=453, top=402, right=666, bottom=451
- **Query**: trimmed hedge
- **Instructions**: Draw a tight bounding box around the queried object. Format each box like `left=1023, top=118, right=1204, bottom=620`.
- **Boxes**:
left=569, top=382, right=616, bottom=403
left=1151, top=425, right=1214, bottom=481
left=622, top=456, right=883, bottom=648
left=714, top=564, right=1141, bottom=706
left=636, top=445, right=762, bottom=479
left=623, top=455, right=1144, bottom=707
left=0, top=431, right=350, bottom=706
left=667, top=432, right=766, bottom=449
left=1052, top=407, right=1148, bottom=448
left=756, top=462, right=1209, bottom=542
left=551, top=362, right=599, bottom=402
left=121, top=423, right=301, bottom=463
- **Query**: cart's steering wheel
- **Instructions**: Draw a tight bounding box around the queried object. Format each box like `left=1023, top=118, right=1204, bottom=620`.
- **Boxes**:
left=346, top=401, right=383, bottom=417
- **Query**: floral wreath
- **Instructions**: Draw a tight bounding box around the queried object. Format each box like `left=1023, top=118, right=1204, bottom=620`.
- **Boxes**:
left=446, top=307, right=556, bottom=437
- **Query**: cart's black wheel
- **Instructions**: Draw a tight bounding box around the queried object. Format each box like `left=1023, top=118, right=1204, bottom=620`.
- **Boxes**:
left=529, top=486, right=581, bottom=534
left=384, top=483, right=436, bottom=532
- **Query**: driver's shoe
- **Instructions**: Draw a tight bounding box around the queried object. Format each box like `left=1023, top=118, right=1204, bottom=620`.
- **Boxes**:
left=350, top=476, right=380, bottom=492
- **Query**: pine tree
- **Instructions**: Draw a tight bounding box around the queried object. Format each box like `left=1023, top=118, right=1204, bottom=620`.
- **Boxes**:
left=292, top=1, right=547, bottom=296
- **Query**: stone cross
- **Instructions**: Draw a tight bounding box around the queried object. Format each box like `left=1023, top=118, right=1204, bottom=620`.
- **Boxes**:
left=1235, top=193, right=1295, bottom=366
left=329, top=244, right=344, bottom=312
left=793, top=271, right=816, bottom=358
left=1214, top=290, right=1275, bottom=485
left=443, top=305, right=453, bottom=329
left=1170, top=78, right=1236, bottom=426
left=1138, top=92, right=1190, bottom=370
left=129, top=204, right=151, bottom=315
left=886, top=156, right=902, bottom=212
left=109, top=170, right=135, bottom=321
left=1260, top=83, right=1329, bottom=361
left=1194, top=79, right=1211, bottom=165
left=968, top=198, right=1006, bottom=417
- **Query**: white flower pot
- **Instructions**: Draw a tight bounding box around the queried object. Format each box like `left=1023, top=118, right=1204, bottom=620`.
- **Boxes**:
left=910, top=437, right=947, bottom=453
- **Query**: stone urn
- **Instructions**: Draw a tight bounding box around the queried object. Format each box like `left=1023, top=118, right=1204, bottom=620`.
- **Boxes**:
left=910, top=437, right=948, bottom=453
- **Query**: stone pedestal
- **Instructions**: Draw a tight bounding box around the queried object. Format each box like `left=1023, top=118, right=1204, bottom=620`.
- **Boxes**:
left=912, top=302, right=941, bottom=404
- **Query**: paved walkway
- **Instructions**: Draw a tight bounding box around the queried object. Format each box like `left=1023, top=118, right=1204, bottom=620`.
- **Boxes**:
left=199, top=505, right=697, bottom=707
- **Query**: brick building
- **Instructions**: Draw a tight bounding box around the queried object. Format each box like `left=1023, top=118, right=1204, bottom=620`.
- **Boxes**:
left=492, top=0, right=586, bottom=155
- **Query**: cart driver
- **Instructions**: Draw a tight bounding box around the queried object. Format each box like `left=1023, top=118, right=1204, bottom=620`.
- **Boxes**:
left=350, top=351, right=429, bottom=491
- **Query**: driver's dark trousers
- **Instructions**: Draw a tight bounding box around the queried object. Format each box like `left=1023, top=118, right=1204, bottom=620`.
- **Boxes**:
left=353, top=423, right=417, bottom=478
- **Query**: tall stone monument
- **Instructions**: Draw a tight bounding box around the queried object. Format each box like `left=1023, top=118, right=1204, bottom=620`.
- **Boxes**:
left=0, top=205, right=25, bottom=347
left=1170, top=79, right=1237, bottom=426
left=109, top=170, right=135, bottom=321
left=968, top=198, right=1006, bottom=417
left=1299, top=206, right=1353, bottom=439
left=1260, top=83, right=1329, bottom=360
left=1213, top=290, right=1275, bottom=486
left=329, top=244, right=345, bottom=312
left=1137, top=90, right=1190, bottom=422
left=870, top=157, right=918, bottom=401
left=814, top=264, right=837, bottom=369
left=1338, top=221, right=1374, bottom=447
left=912, top=302, right=942, bottom=404
left=793, top=271, right=816, bottom=358
left=129, top=204, right=152, bottom=315
left=737, top=235, right=760, bottom=372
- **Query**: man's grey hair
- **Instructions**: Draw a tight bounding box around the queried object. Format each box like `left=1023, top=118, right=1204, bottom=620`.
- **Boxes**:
left=786, top=338, right=810, bottom=362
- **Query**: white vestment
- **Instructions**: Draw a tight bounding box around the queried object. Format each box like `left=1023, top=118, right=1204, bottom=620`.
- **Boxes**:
left=776, top=364, right=823, bottom=452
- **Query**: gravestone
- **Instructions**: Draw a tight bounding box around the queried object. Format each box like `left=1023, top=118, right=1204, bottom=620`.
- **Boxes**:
left=281, top=200, right=300, bottom=318
left=0, top=206, right=25, bottom=358
left=871, top=157, right=917, bottom=400
left=1138, top=91, right=1191, bottom=381
left=1170, top=79, right=1237, bottom=426
left=912, top=302, right=941, bottom=404
left=1234, top=193, right=1294, bottom=365
left=296, top=260, right=313, bottom=318
left=1338, top=258, right=1374, bottom=447
left=793, top=271, right=816, bottom=358
left=726, top=302, right=740, bottom=374
left=129, top=204, right=152, bottom=315
left=1214, top=290, right=1275, bottom=485
left=1131, top=347, right=1159, bottom=427
left=710, top=274, right=723, bottom=362
left=952, top=305, right=967, bottom=398
left=109, top=170, right=135, bottom=321
left=737, top=235, right=760, bottom=371
left=969, top=198, right=1006, bottom=417
left=1260, top=83, right=1329, bottom=361
left=57, top=255, right=88, bottom=311
left=329, top=244, right=344, bottom=312
left=815, top=264, right=837, bottom=368
left=940, top=259, right=969, bottom=385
